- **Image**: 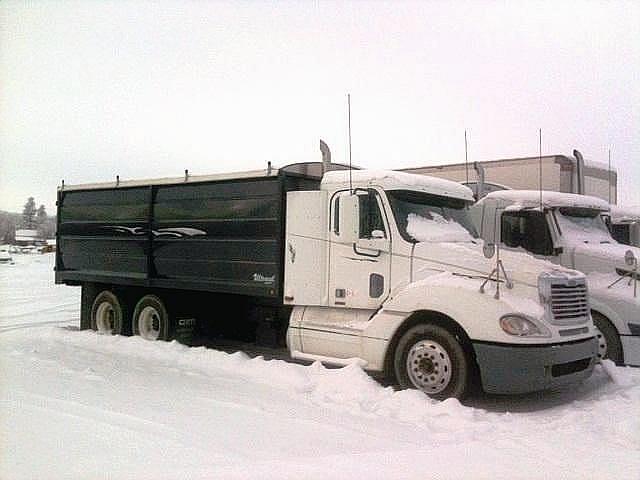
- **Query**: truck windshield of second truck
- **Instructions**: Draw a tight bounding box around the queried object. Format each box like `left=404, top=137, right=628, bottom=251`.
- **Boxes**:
left=387, top=190, right=478, bottom=243
left=555, top=207, right=614, bottom=244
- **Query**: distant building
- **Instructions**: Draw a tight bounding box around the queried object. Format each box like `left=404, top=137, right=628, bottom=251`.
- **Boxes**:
left=400, top=152, right=617, bottom=203
left=14, top=229, right=41, bottom=246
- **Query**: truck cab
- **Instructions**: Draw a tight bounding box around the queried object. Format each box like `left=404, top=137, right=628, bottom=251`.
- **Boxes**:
left=471, top=190, right=640, bottom=366
left=284, top=172, right=598, bottom=398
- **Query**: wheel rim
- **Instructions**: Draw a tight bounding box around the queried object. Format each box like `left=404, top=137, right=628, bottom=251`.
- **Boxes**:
left=95, top=302, right=116, bottom=334
left=406, top=340, right=452, bottom=394
left=138, top=306, right=161, bottom=340
left=595, top=327, right=608, bottom=361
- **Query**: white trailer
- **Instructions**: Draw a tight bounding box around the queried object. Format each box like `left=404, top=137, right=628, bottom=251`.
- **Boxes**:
left=471, top=190, right=640, bottom=367
left=401, top=150, right=616, bottom=203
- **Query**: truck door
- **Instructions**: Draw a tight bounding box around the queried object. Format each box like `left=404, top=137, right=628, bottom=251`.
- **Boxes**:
left=328, top=189, right=392, bottom=310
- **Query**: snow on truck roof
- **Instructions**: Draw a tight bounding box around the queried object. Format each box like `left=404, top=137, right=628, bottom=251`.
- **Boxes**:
left=321, top=170, right=475, bottom=201
left=59, top=164, right=475, bottom=201
left=610, top=205, right=640, bottom=223
left=479, top=190, right=610, bottom=211
left=58, top=168, right=280, bottom=192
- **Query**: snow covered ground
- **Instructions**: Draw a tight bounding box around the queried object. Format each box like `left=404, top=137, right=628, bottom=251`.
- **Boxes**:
left=1, top=255, right=639, bottom=480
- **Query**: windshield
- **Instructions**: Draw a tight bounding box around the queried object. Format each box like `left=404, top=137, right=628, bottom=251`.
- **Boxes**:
left=387, top=190, right=478, bottom=243
left=555, top=207, right=615, bottom=244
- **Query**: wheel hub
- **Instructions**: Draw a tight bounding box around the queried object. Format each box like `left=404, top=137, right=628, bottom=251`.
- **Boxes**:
left=139, top=306, right=161, bottom=340
left=595, top=328, right=607, bottom=360
left=406, top=340, right=452, bottom=394
left=96, top=302, right=116, bottom=334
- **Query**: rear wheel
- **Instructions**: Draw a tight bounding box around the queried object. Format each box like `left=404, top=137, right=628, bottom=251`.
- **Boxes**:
left=592, top=312, right=623, bottom=365
left=133, top=295, right=171, bottom=341
left=394, top=324, right=470, bottom=400
left=90, top=290, right=130, bottom=335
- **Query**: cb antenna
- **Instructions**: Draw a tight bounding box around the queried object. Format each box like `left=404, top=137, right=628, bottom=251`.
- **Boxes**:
left=539, top=128, right=543, bottom=210
left=608, top=148, right=612, bottom=204
left=348, top=93, right=353, bottom=194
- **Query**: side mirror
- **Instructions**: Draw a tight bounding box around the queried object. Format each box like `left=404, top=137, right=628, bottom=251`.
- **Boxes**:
left=338, top=194, right=359, bottom=244
left=371, top=229, right=385, bottom=240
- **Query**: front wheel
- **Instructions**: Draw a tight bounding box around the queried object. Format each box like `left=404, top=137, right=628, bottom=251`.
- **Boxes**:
left=393, top=324, right=470, bottom=400
left=133, top=295, right=171, bottom=341
left=592, top=312, right=623, bottom=365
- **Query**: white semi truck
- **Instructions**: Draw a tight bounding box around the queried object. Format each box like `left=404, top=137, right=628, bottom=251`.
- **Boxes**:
left=57, top=163, right=598, bottom=399
left=471, top=190, right=640, bottom=367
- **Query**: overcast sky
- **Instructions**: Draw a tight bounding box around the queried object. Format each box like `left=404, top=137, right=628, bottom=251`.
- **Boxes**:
left=1, top=0, right=638, bottom=213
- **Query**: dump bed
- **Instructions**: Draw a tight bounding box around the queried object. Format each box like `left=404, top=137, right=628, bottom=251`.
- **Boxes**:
left=55, top=166, right=321, bottom=301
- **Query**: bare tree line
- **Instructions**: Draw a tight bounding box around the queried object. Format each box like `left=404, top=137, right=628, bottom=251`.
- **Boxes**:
left=1, top=197, right=56, bottom=243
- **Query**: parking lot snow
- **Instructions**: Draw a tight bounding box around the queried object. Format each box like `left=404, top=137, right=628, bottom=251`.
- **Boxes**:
left=1, top=255, right=638, bottom=479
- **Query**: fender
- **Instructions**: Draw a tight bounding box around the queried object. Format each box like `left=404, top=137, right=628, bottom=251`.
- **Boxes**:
left=589, top=296, right=632, bottom=336
left=363, top=272, right=543, bottom=344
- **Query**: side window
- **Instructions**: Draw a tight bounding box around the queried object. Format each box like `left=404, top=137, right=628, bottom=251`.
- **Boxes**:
left=501, top=213, right=524, bottom=248
left=332, top=195, right=340, bottom=235
left=501, top=211, right=553, bottom=255
left=358, top=191, right=386, bottom=239
left=610, top=224, right=629, bottom=244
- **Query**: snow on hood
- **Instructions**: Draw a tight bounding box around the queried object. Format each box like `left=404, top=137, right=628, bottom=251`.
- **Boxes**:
left=586, top=272, right=640, bottom=306
left=610, top=205, right=640, bottom=223
left=405, top=270, right=545, bottom=318
left=572, top=242, right=640, bottom=275
left=411, top=241, right=582, bottom=288
left=406, top=213, right=476, bottom=243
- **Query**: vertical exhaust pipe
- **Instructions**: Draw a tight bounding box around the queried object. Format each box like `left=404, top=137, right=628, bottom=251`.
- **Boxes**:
left=573, top=149, right=585, bottom=195
left=320, top=139, right=331, bottom=175
left=474, top=161, right=485, bottom=200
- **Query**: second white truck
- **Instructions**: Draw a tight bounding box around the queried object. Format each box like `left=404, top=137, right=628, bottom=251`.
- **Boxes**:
left=471, top=190, right=640, bottom=366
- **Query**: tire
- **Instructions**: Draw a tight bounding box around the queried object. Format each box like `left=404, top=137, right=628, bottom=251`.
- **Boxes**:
left=394, top=324, right=470, bottom=400
left=133, top=295, right=172, bottom=341
left=90, top=290, right=130, bottom=335
left=592, top=311, right=623, bottom=365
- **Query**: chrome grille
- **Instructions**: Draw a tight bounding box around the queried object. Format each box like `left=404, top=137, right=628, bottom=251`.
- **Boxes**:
left=550, top=282, right=589, bottom=325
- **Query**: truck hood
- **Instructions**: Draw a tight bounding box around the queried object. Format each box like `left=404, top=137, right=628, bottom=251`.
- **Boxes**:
left=571, top=243, right=640, bottom=275
left=587, top=272, right=640, bottom=323
left=411, top=242, right=579, bottom=288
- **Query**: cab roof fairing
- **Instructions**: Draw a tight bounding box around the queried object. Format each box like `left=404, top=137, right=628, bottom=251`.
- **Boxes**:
left=320, top=170, right=475, bottom=202
left=477, top=190, right=611, bottom=212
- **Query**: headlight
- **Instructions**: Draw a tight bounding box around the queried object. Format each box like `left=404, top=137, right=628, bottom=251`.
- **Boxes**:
left=500, top=314, right=551, bottom=338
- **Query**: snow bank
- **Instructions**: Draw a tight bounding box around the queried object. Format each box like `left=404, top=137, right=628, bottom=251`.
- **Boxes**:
left=2, top=255, right=640, bottom=480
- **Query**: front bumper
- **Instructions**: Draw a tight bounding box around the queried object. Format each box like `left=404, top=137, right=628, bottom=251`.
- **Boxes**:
left=473, top=337, right=598, bottom=394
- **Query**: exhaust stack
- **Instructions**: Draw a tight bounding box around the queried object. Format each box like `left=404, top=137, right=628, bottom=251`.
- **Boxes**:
left=474, top=161, right=486, bottom=200
left=573, top=149, right=586, bottom=195
left=320, top=139, right=331, bottom=174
